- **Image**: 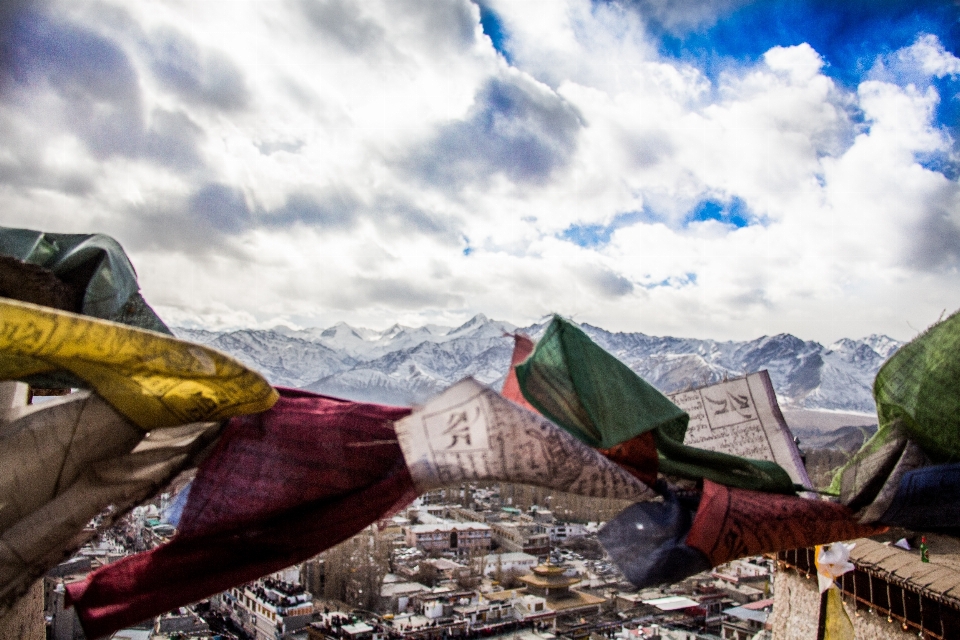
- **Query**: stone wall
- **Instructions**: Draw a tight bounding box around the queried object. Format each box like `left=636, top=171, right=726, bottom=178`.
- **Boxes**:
left=0, top=580, right=45, bottom=640
left=769, top=570, right=921, bottom=640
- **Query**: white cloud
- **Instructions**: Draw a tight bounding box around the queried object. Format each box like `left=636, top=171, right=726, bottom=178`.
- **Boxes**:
left=906, top=34, right=960, bottom=78
left=1, top=1, right=958, bottom=343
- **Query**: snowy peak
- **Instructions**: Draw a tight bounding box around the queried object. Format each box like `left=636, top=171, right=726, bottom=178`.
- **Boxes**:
left=378, top=323, right=407, bottom=341
left=861, top=334, right=901, bottom=360
left=449, top=313, right=489, bottom=334
left=183, top=328, right=357, bottom=389
left=319, top=322, right=365, bottom=341
left=174, top=318, right=904, bottom=412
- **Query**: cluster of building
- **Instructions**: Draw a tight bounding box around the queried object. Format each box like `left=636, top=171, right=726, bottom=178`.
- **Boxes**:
left=25, top=482, right=960, bottom=640
left=397, top=497, right=592, bottom=560
left=293, top=491, right=781, bottom=640
left=32, top=486, right=776, bottom=639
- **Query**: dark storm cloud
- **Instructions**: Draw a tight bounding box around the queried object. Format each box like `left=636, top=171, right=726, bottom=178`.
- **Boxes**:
left=331, top=277, right=464, bottom=309
left=0, top=7, right=207, bottom=177
left=0, top=7, right=144, bottom=157
left=0, top=0, right=34, bottom=80
left=1, top=5, right=137, bottom=101
left=370, top=196, right=462, bottom=241
left=0, top=167, right=93, bottom=194
left=111, top=193, right=253, bottom=258
left=143, top=109, right=206, bottom=171
left=583, top=267, right=635, bottom=297
left=123, top=180, right=461, bottom=256
left=265, top=190, right=463, bottom=240
left=147, top=27, right=249, bottom=110
left=905, top=185, right=960, bottom=271
left=396, top=0, right=478, bottom=53
left=266, top=190, right=361, bottom=230
left=189, top=183, right=252, bottom=235
left=300, top=0, right=393, bottom=55
left=183, top=184, right=367, bottom=238
left=407, top=76, right=584, bottom=188
left=300, top=0, right=477, bottom=59
left=113, top=182, right=258, bottom=259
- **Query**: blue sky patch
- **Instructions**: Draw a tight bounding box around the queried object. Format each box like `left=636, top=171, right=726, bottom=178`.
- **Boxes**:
left=931, top=75, right=960, bottom=131
left=475, top=2, right=512, bottom=63
left=643, top=272, right=698, bottom=290
left=614, top=0, right=960, bottom=130
left=559, top=210, right=653, bottom=247
left=916, top=151, right=960, bottom=182
left=687, top=197, right=751, bottom=228
left=646, top=1, right=959, bottom=82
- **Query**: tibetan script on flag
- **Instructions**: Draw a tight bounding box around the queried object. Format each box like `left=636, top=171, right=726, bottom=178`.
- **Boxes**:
left=395, top=378, right=656, bottom=501
left=669, top=371, right=811, bottom=488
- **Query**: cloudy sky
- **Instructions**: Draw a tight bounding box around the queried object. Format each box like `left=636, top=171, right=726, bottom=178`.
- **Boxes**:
left=1, top=0, right=959, bottom=342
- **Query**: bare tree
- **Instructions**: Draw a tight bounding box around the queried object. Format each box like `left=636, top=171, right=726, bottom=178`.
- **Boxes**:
left=500, top=567, right=524, bottom=589
left=457, top=545, right=486, bottom=590
left=412, top=562, right=440, bottom=588
left=321, top=528, right=391, bottom=611
left=493, top=554, right=503, bottom=585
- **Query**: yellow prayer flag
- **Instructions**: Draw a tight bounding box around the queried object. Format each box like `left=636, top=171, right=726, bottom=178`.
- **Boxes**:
left=0, top=298, right=277, bottom=429
left=822, top=587, right=854, bottom=640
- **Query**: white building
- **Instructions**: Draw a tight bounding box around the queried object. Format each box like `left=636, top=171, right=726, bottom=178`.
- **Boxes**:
left=380, top=581, right=431, bottom=613
left=226, top=578, right=314, bottom=640
left=548, top=523, right=588, bottom=543
left=483, top=552, right=538, bottom=577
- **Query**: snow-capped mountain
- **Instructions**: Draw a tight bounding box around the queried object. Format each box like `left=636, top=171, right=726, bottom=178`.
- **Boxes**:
left=174, top=327, right=358, bottom=388
left=172, top=315, right=901, bottom=411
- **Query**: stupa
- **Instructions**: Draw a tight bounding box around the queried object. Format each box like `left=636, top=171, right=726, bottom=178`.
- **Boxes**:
left=519, top=562, right=579, bottom=599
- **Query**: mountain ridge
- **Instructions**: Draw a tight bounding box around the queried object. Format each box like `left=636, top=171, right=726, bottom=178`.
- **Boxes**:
left=173, top=315, right=900, bottom=413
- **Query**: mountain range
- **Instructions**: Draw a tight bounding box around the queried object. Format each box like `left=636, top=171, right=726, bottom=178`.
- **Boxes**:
left=174, top=314, right=900, bottom=416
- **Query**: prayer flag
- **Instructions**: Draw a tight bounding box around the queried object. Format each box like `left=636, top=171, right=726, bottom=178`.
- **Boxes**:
left=395, top=377, right=656, bottom=500
left=516, top=317, right=795, bottom=493
left=598, top=491, right=709, bottom=588
left=501, top=333, right=538, bottom=413
left=514, top=316, right=686, bottom=448
left=0, top=299, right=277, bottom=430
left=0, top=226, right=168, bottom=334
left=878, top=463, right=960, bottom=533
left=502, top=333, right=658, bottom=486
left=0, top=388, right=218, bottom=613
left=684, top=481, right=885, bottom=567
left=831, top=308, right=960, bottom=523
left=873, top=309, right=960, bottom=461
left=66, top=388, right=418, bottom=639
left=817, top=587, right=854, bottom=640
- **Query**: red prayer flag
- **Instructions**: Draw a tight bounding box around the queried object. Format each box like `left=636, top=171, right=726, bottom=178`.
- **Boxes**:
left=66, top=388, right=417, bottom=638
left=501, top=332, right=659, bottom=486
left=501, top=333, right=537, bottom=412
left=598, top=433, right=659, bottom=487
left=685, top=480, right=886, bottom=567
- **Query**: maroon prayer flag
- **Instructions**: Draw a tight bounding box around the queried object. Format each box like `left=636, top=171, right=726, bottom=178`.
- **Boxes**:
left=685, top=480, right=886, bottom=567
left=66, top=388, right=417, bottom=638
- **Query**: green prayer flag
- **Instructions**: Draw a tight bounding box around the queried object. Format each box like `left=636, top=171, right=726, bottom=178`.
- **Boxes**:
left=515, top=316, right=687, bottom=448
left=830, top=308, right=960, bottom=496
left=653, top=428, right=797, bottom=493
left=0, top=226, right=169, bottom=334
left=874, top=309, right=960, bottom=461
left=516, top=316, right=796, bottom=493
left=0, top=226, right=172, bottom=390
